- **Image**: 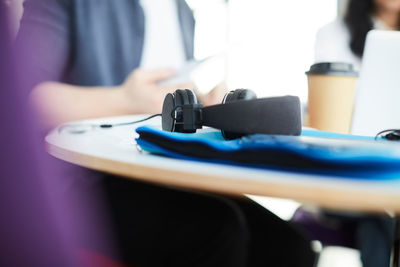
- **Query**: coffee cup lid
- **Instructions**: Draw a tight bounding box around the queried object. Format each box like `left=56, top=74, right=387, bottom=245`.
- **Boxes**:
left=306, top=62, right=358, bottom=77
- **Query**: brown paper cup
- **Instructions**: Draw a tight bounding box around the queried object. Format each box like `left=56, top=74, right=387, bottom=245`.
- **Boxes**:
left=306, top=63, right=358, bottom=134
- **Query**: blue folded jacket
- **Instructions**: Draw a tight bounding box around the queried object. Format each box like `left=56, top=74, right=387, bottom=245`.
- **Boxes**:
left=136, top=126, right=400, bottom=180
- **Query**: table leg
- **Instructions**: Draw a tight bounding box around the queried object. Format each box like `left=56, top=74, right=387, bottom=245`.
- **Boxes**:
left=392, top=216, right=400, bottom=267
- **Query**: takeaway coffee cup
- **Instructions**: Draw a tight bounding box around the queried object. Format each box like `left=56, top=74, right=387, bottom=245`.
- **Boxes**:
left=306, top=62, right=358, bottom=134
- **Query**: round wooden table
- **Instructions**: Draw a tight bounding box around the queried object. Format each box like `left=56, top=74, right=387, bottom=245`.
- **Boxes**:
left=46, top=115, right=400, bottom=213
left=46, top=115, right=400, bottom=267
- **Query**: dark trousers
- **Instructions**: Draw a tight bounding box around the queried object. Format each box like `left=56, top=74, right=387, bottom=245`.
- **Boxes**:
left=321, top=211, right=393, bottom=267
left=103, top=176, right=316, bottom=267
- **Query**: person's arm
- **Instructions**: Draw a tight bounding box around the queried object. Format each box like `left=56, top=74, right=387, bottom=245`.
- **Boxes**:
left=196, top=82, right=228, bottom=107
left=17, top=0, right=193, bottom=128
left=30, top=68, right=194, bottom=128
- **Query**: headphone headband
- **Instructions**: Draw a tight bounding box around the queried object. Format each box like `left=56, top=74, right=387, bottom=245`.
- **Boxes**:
left=202, top=96, right=301, bottom=136
left=162, top=89, right=302, bottom=139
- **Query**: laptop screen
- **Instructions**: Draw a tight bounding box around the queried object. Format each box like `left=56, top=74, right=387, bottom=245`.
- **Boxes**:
left=351, top=30, right=400, bottom=136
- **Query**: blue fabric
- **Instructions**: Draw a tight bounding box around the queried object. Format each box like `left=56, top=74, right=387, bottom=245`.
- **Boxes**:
left=16, top=0, right=195, bottom=88
left=301, top=129, right=377, bottom=140
left=136, top=126, right=400, bottom=180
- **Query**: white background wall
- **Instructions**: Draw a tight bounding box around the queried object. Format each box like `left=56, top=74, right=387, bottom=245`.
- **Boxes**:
left=189, top=0, right=338, bottom=102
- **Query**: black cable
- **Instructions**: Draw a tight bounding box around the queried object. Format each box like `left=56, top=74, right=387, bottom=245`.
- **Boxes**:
left=59, top=114, right=161, bottom=134
left=99, top=114, right=161, bottom=128
left=375, top=129, right=400, bottom=141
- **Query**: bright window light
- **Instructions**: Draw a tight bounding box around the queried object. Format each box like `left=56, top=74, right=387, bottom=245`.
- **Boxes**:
left=188, top=0, right=338, bottom=102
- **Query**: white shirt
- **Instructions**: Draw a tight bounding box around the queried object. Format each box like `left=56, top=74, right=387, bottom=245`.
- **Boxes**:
left=139, top=0, right=186, bottom=70
left=314, top=18, right=392, bottom=71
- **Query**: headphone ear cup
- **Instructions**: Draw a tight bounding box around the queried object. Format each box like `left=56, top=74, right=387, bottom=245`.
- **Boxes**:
left=237, top=89, right=257, bottom=100
left=162, top=90, right=185, bottom=132
left=222, top=89, right=258, bottom=140
left=172, top=90, right=185, bottom=132
left=185, top=89, right=197, bottom=104
left=223, top=89, right=257, bottom=104
left=166, top=89, right=199, bottom=133
left=162, top=93, right=176, bottom=132
left=175, top=89, right=190, bottom=105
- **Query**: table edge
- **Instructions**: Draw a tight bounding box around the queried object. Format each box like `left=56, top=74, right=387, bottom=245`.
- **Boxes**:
left=45, top=138, right=400, bottom=213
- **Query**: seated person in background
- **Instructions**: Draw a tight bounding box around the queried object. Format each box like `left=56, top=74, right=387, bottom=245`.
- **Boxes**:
left=24, top=0, right=212, bottom=128
left=16, top=0, right=317, bottom=266
left=307, top=1, right=399, bottom=267
left=315, top=0, right=400, bottom=71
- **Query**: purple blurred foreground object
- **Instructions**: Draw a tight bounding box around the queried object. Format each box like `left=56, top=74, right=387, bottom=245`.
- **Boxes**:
left=0, top=4, right=116, bottom=266
left=291, top=208, right=356, bottom=249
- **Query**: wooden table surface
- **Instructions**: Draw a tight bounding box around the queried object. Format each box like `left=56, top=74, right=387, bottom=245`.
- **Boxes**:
left=45, top=115, right=400, bottom=213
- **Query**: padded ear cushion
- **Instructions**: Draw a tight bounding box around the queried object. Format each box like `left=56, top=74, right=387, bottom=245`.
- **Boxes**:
left=223, top=89, right=257, bottom=104
left=175, top=89, right=190, bottom=106
left=185, top=89, right=197, bottom=104
left=237, top=89, right=257, bottom=100
left=162, top=93, right=176, bottom=132
left=172, top=90, right=185, bottom=133
left=163, top=89, right=199, bottom=133
left=171, top=89, right=195, bottom=133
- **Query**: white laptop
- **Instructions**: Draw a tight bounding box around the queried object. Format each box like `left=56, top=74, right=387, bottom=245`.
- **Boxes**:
left=351, top=30, right=400, bottom=136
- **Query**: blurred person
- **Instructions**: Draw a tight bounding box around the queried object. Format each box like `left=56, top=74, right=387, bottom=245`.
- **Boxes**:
left=308, top=1, right=398, bottom=267
left=315, top=0, right=400, bottom=71
left=16, top=0, right=317, bottom=266
left=0, top=3, right=118, bottom=266
left=22, top=0, right=197, bottom=128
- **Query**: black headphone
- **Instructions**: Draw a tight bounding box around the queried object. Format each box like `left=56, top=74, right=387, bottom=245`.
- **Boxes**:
left=162, top=89, right=302, bottom=140
left=376, top=129, right=400, bottom=141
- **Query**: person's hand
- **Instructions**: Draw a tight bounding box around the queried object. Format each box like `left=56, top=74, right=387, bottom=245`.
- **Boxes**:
left=197, top=82, right=228, bottom=107
left=120, top=68, right=195, bottom=114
